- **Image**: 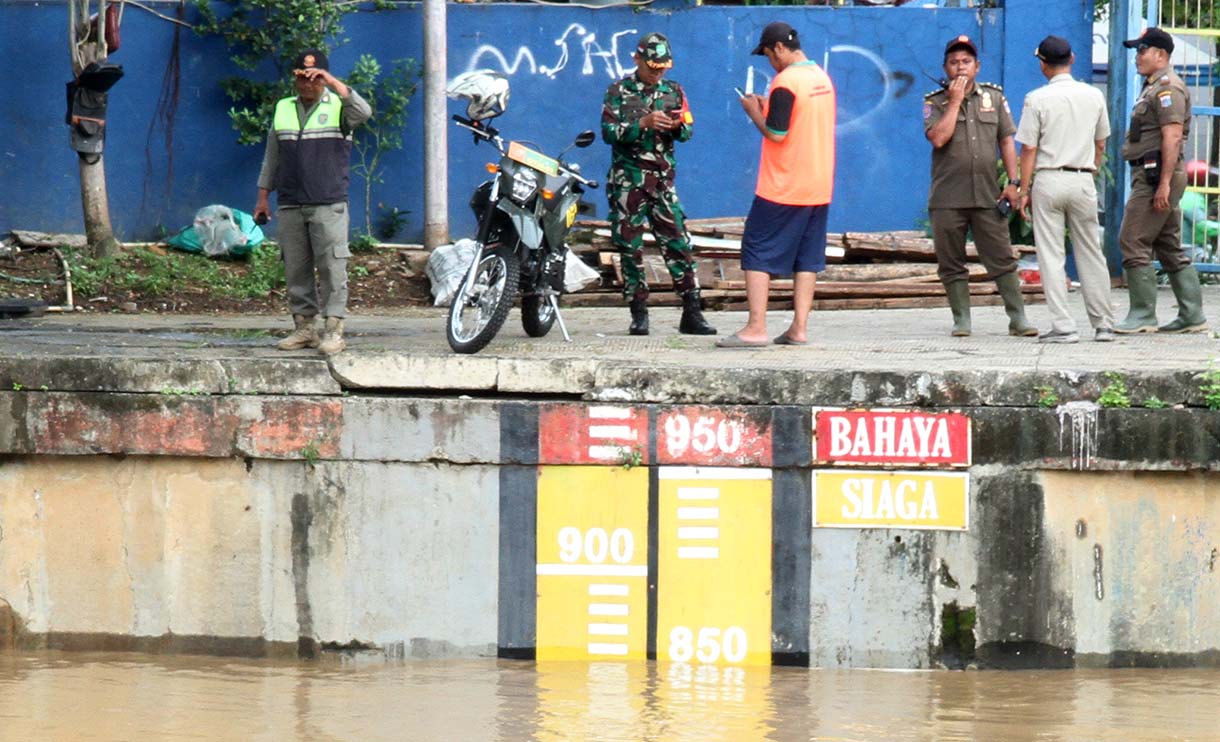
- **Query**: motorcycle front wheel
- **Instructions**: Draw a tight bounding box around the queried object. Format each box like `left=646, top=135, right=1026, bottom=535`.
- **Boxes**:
left=521, top=293, right=558, bottom=337
left=447, top=244, right=519, bottom=354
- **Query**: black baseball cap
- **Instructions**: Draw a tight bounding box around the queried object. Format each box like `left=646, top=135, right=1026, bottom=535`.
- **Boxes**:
left=293, top=49, right=329, bottom=72
left=752, top=22, right=797, bottom=55
left=1122, top=27, right=1174, bottom=54
left=944, top=35, right=978, bottom=59
left=1034, top=35, right=1072, bottom=64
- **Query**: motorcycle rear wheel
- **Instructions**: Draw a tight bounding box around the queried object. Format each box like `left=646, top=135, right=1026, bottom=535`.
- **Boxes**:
left=447, top=244, right=519, bottom=354
left=521, top=293, right=558, bottom=337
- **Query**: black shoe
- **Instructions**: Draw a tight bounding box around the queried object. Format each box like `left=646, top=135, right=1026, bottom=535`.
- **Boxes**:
left=629, top=297, right=649, bottom=336
left=678, top=291, right=717, bottom=336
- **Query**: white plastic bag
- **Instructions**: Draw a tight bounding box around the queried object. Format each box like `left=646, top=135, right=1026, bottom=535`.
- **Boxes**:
left=192, top=205, right=249, bottom=257
left=425, top=239, right=479, bottom=306
left=563, top=248, right=601, bottom=293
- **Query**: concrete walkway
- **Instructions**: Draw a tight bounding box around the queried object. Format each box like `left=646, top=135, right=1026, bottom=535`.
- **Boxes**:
left=2, top=287, right=1219, bottom=406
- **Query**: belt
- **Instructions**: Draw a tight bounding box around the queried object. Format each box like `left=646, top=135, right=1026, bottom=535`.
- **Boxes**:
left=1047, top=166, right=1095, bottom=173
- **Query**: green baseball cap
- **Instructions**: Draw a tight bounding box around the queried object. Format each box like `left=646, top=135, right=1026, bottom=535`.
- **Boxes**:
left=637, top=32, right=674, bottom=69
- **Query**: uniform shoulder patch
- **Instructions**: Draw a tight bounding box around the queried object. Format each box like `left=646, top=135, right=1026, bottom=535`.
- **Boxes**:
left=1158, top=90, right=1174, bottom=107
left=924, top=88, right=945, bottom=100
left=979, top=81, right=1004, bottom=92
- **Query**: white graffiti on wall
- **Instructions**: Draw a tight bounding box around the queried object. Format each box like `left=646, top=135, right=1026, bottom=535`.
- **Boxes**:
left=462, top=24, right=638, bottom=80
left=737, top=45, right=911, bottom=135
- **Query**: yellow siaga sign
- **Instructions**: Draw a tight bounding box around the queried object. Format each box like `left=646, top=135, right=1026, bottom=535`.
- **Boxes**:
left=812, top=470, right=969, bottom=530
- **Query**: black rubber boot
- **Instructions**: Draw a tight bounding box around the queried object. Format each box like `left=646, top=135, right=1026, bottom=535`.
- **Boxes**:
left=679, top=290, right=717, bottom=335
left=628, top=296, right=649, bottom=336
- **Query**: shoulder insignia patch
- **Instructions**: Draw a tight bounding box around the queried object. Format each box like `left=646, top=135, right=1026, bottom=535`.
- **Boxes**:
left=1159, top=91, right=1174, bottom=107
left=980, top=81, right=1003, bottom=92
left=924, top=88, right=944, bottom=100
left=923, top=101, right=933, bottom=121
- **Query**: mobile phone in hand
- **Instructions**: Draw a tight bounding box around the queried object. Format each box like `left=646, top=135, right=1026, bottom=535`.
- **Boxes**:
left=734, top=87, right=746, bottom=99
left=996, top=197, right=1012, bottom=218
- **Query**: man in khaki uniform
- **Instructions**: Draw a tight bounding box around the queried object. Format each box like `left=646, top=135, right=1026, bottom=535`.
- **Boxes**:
left=1114, top=27, right=1205, bottom=334
left=924, top=35, right=1037, bottom=337
left=1014, top=36, right=1115, bottom=344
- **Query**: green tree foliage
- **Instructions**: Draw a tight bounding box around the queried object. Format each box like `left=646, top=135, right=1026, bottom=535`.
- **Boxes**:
left=193, top=0, right=391, bottom=145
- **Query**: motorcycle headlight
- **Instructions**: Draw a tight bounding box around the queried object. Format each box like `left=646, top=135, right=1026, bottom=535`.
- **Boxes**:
left=509, top=169, right=539, bottom=204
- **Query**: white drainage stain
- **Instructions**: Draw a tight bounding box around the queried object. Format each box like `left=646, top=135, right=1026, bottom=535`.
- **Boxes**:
left=1057, top=400, right=1100, bottom=470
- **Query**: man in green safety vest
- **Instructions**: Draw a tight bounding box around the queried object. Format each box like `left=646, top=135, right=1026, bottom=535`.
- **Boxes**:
left=254, top=49, right=371, bottom=355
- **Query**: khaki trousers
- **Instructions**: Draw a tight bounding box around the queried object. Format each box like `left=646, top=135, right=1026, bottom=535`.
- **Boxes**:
left=1118, top=167, right=1190, bottom=271
left=277, top=202, right=351, bottom=318
left=1030, top=170, right=1114, bottom=333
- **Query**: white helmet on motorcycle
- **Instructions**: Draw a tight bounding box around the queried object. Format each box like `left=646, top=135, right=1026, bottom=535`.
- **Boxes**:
left=447, top=71, right=510, bottom=121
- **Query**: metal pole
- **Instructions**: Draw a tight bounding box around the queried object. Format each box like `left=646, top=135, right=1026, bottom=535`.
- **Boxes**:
left=423, top=0, right=449, bottom=249
left=1103, top=0, right=1145, bottom=274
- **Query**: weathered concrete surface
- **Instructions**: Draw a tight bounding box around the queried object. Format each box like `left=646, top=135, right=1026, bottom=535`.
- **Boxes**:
left=0, top=457, right=499, bottom=658
left=2, top=287, right=1220, bottom=405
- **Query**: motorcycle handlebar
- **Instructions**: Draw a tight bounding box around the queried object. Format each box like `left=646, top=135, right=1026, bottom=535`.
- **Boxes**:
left=451, top=115, right=597, bottom=188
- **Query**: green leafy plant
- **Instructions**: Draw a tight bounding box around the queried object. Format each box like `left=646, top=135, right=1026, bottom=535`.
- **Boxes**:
left=1200, top=362, right=1220, bottom=410
left=1036, top=385, right=1059, bottom=408
left=1143, top=396, right=1169, bottom=409
left=376, top=205, right=411, bottom=242
left=346, top=55, right=420, bottom=238
left=301, top=440, right=321, bottom=466
left=615, top=445, right=644, bottom=470
left=65, top=245, right=285, bottom=302
left=11, top=382, right=24, bottom=392
left=350, top=233, right=380, bottom=253
left=1098, top=372, right=1131, bottom=409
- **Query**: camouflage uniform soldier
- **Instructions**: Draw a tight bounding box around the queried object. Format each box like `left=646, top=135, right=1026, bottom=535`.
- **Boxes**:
left=602, top=32, right=716, bottom=336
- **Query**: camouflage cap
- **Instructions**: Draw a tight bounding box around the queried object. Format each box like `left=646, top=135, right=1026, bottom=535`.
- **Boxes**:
left=637, top=33, right=674, bottom=69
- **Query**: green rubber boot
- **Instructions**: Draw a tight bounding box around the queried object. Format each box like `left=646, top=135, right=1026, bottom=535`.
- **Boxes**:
left=995, top=271, right=1038, bottom=336
left=1114, top=265, right=1159, bottom=334
left=944, top=280, right=972, bottom=337
left=1159, top=266, right=1208, bottom=333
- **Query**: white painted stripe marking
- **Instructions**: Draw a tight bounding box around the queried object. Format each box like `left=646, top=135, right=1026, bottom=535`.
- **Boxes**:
left=677, top=526, right=720, bottom=540
left=588, top=584, right=630, bottom=596
left=677, top=487, right=720, bottom=500
left=660, top=466, right=772, bottom=480
left=588, top=406, right=632, bottom=419
left=677, top=507, right=720, bottom=520
left=587, top=445, right=625, bottom=460
left=588, top=425, right=637, bottom=440
left=678, top=546, right=720, bottom=560
left=587, top=623, right=630, bottom=636
left=536, top=564, right=648, bottom=577
left=588, top=603, right=629, bottom=616
left=587, top=643, right=629, bottom=656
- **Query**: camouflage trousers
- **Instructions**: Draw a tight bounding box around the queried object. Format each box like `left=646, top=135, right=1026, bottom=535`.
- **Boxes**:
left=607, top=170, right=697, bottom=301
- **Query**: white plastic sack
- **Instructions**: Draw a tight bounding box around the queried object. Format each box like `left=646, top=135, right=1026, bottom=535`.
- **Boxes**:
left=425, top=238, right=479, bottom=306
left=193, top=204, right=249, bottom=257
left=563, top=248, right=601, bottom=292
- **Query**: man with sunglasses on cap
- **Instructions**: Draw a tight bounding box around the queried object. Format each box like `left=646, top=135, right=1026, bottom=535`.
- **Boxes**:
left=1113, top=28, right=1205, bottom=334
left=254, top=49, right=371, bottom=355
left=601, top=32, right=716, bottom=337
left=923, top=35, right=1037, bottom=339
left=1013, top=36, right=1115, bottom=344
left=718, top=21, right=835, bottom=348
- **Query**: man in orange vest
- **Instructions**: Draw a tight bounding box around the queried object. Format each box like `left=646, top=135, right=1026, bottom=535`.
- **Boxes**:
left=719, top=22, right=836, bottom=348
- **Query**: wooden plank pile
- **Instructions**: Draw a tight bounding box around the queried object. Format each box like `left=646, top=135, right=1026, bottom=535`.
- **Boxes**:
left=567, top=217, right=1043, bottom=310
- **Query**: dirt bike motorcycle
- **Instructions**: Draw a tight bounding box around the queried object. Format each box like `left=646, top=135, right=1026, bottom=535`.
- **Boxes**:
left=445, top=71, right=599, bottom=354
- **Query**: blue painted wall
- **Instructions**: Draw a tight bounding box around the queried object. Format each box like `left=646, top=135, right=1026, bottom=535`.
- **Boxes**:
left=0, top=1, right=1092, bottom=243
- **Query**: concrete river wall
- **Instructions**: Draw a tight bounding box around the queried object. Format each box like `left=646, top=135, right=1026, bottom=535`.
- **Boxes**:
left=0, top=349, right=1217, bottom=670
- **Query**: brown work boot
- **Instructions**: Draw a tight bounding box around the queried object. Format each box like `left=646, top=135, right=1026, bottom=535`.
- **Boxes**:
left=318, top=317, right=346, bottom=355
left=276, top=314, right=320, bottom=351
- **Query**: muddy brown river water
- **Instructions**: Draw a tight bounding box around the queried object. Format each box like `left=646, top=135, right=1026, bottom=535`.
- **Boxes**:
left=0, top=653, right=1216, bottom=741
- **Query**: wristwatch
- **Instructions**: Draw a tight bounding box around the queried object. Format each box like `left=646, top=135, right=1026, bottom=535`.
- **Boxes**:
left=1009, top=179, right=1022, bottom=190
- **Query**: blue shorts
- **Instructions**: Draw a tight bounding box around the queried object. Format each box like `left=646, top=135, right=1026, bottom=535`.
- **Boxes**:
left=740, top=197, right=830, bottom=277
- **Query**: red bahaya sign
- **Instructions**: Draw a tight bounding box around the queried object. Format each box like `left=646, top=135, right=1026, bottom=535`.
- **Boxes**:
left=538, top=404, right=649, bottom=465
left=813, top=409, right=971, bottom=467
left=655, top=406, right=772, bottom=466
